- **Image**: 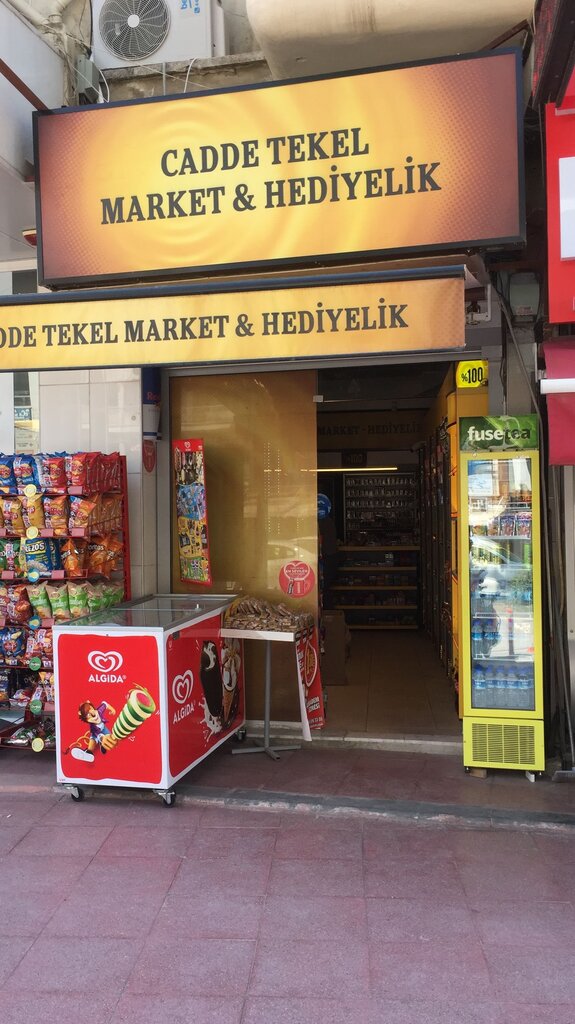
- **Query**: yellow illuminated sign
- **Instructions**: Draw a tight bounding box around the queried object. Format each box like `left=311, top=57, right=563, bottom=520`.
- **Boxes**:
left=456, top=360, right=489, bottom=389
left=0, top=274, right=464, bottom=371
left=34, top=51, right=523, bottom=286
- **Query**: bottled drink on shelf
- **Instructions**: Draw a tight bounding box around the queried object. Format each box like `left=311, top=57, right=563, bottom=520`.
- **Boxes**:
left=493, top=667, right=507, bottom=709
left=472, top=664, right=487, bottom=709
left=506, top=665, right=520, bottom=710
left=471, top=617, right=483, bottom=659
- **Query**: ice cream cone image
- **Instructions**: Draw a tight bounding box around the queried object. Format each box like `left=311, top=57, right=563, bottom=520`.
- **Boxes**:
left=221, top=640, right=241, bottom=728
left=111, top=688, right=156, bottom=741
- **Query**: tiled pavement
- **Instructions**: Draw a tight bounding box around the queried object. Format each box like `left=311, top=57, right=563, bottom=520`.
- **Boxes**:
left=2, top=741, right=575, bottom=1022
left=1, top=786, right=575, bottom=1023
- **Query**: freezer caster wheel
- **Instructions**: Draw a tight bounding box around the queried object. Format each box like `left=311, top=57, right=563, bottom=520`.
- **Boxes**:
left=234, top=728, right=247, bottom=743
left=162, top=792, right=176, bottom=807
left=70, top=787, right=85, bottom=801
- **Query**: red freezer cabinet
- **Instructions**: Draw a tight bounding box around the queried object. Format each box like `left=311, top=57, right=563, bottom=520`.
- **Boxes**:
left=53, top=594, right=244, bottom=804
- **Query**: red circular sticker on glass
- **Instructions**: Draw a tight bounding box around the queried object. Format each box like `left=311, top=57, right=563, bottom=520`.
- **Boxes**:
left=279, top=561, right=316, bottom=597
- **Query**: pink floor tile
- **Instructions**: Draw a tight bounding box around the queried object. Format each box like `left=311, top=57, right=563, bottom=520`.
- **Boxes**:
left=0, top=937, right=35, bottom=984
left=127, top=936, right=255, bottom=996
left=273, top=823, right=362, bottom=860
left=369, top=940, right=493, bottom=1001
left=249, top=939, right=371, bottom=998
left=188, top=826, right=277, bottom=859
left=170, top=855, right=272, bottom=897
left=0, top=993, right=118, bottom=1024
left=79, top=855, right=181, bottom=895
left=111, top=994, right=244, bottom=1024
left=268, top=857, right=364, bottom=898
left=457, top=857, right=565, bottom=902
left=10, top=824, right=112, bottom=857
left=0, top=853, right=93, bottom=894
left=0, top=824, right=32, bottom=853
left=150, top=894, right=265, bottom=940
left=3, top=936, right=144, bottom=995
left=498, top=1004, right=575, bottom=1024
left=366, top=1000, right=503, bottom=1024
left=364, top=855, right=466, bottom=902
left=98, top=825, right=198, bottom=858
left=41, top=797, right=204, bottom=827
left=471, top=898, right=575, bottom=948
left=260, top=896, right=368, bottom=942
left=2, top=891, right=65, bottom=937
left=366, top=897, right=476, bottom=943
left=44, top=886, right=166, bottom=939
left=0, top=797, right=56, bottom=826
left=242, top=997, right=376, bottom=1024
left=485, top=948, right=575, bottom=1002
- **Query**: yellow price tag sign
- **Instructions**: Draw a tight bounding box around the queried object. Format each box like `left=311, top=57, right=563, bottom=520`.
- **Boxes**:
left=456, top=360, right=489, bottom=389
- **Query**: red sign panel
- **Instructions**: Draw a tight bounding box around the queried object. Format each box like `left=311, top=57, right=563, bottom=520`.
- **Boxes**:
left=56, top=633, right=162, bottom=784
left=295, top=627, right=325, bottom=731
left=167, top=617, right=245, bottom=779
left=546, top=93, right=575, bottom=323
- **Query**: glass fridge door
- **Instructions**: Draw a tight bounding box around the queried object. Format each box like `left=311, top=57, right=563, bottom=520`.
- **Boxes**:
left=467, top=456, right=535, bottom=713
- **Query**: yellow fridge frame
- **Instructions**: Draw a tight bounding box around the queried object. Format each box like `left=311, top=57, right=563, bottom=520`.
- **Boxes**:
left=459, top=448, right=545, bottom=771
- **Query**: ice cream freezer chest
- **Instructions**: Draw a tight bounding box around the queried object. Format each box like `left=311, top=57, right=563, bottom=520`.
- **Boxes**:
left=53, top=594, right=244, bottom=803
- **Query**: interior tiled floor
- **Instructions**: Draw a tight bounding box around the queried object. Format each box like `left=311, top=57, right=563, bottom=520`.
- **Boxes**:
left=324, top=629, right=461, bottom=738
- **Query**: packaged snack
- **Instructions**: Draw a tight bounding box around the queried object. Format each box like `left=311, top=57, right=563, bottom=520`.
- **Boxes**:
left=25, top=628, right=52, bottom=663
left=85, top=452, right=102, bottom=491
left=0, top=539, right=21, bottom=574
left=67, top=452, right=88, bottom=488
left=43, top=495, right=69, bottom=536
left=27, top=582, right=53, bottom=620
left=68, top=495, right=98, bottom=530
left=47, top=538, right=62, bottom=570
left=99, top=494, right=121, bottom=532
left=106, top=535, right=123, bottom=573
left=61, top=537, right=87, bottom=578
left=22, top=538, right=53, bottom=575
left=21, top=493, right=45, bottom=531
left=0, top=668, right=11, bottom=703
left=499, top=514, right=515, bottom=537
left=46, top=582, right=71, bottom=621
left=86, top=537, right=110, bottom=576
left=85, top=581, right=105, bottom=614
left=4, top=725, right=35, bottom=744
left=13, top=455, right=39, bottom=491
left=0, top=582, right=7, bottom=618
left=0, top=501, right=3, bottom=529
left=68, top=581, right=89, bottom=619
left=44, top=455, right=67, bottom=493
left=6, top=584, right=32, bottom=624
left=0, top=455, right=16, bottom=494
left=101, top=581, right=120, bottom=608
left=516, top=513, right=532, bottom=538
left=1, top=627, right=25, bottom=659
left=1, top=497, right=25, bottom=536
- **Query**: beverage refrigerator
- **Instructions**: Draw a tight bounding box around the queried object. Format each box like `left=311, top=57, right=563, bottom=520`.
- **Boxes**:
left=458, top=416, right=544, bottom=774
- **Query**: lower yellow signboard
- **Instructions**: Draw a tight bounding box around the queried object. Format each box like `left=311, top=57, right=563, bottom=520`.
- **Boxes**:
left=0, top=272, right=464, bottom=371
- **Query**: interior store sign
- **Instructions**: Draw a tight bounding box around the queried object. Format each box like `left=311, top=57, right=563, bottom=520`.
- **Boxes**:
left=0, top=272, right=465, bottom=372
left=33, top=50, right=524, bottom=287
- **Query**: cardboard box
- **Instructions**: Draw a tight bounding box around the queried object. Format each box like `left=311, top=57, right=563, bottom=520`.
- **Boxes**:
left=321, top=610, right=348, bottom=685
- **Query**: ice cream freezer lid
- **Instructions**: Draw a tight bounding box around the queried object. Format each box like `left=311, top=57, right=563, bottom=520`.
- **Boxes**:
left=52, top=593, right=237, bottom=632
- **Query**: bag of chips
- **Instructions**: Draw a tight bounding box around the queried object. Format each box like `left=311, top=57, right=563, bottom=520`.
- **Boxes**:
left=0, top=539, right=21, bottom=574
left=1, top=497, right=25, bottom=536
left=68, top=495, right=98, bottom=530
left=0, top=668, right=10, bottom=704
left=85, top=581, right=105, bottom=614
left=45, top=582, right=70, bottom=621
left=67, top=452, right=88, bottom=489
left=44, top=455, right=67, bottom=493
left=60, top=537, right=87, bottom=578
left=6, top=584, right=32, bottom=624
left=68, top=581, right=90, bottom=619
left=86, top=537, right=110, bottom=576
left=0, top=455, right=16, bottom=494
left=43, top=495, right=69, bottom=536
left=22, top=538, right=53, bottom=575
left=13, top=454, right=39, bottom=491
left=27, top=582, right=53, bottom=620
left=21, top=493, right=45, bottom=531
left=1, top=627, right=25, bottom=659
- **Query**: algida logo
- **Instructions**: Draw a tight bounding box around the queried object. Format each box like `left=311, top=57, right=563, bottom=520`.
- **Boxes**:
left=87, top=650, right=127, bottom=683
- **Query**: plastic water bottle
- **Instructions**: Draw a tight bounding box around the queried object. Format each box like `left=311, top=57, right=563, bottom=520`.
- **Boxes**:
left=471, top=618, right=483, bottom=659
left=472, top=664, right=486, bottom=709
left=493, top=667, right=507, bottom=709
left=506, top=666, right=519, bottom=711
left=518, top=668, right=533, bottom=711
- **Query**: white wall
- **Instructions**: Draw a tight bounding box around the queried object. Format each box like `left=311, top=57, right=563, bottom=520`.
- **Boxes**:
left=38, top=367, right=156, bottom=599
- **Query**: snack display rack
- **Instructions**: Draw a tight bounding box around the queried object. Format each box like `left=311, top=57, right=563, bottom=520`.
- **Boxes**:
left=0, top=452, right=130, bottom=752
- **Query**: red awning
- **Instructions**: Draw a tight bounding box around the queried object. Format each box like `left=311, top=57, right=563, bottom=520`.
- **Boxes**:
left=543, top=339, right=575, bottom=464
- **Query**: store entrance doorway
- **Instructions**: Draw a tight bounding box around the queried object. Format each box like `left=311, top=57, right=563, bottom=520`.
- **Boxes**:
left=316, top=360, right=466, bottom=742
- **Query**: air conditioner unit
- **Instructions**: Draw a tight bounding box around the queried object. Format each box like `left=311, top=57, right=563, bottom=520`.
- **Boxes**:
left=92, top=0, right=227, bottom=71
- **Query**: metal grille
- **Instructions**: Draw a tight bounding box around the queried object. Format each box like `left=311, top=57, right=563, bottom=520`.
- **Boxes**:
left=99, top=0, right=170, bottom=61
left=471, top=722, right=537, bottom=768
